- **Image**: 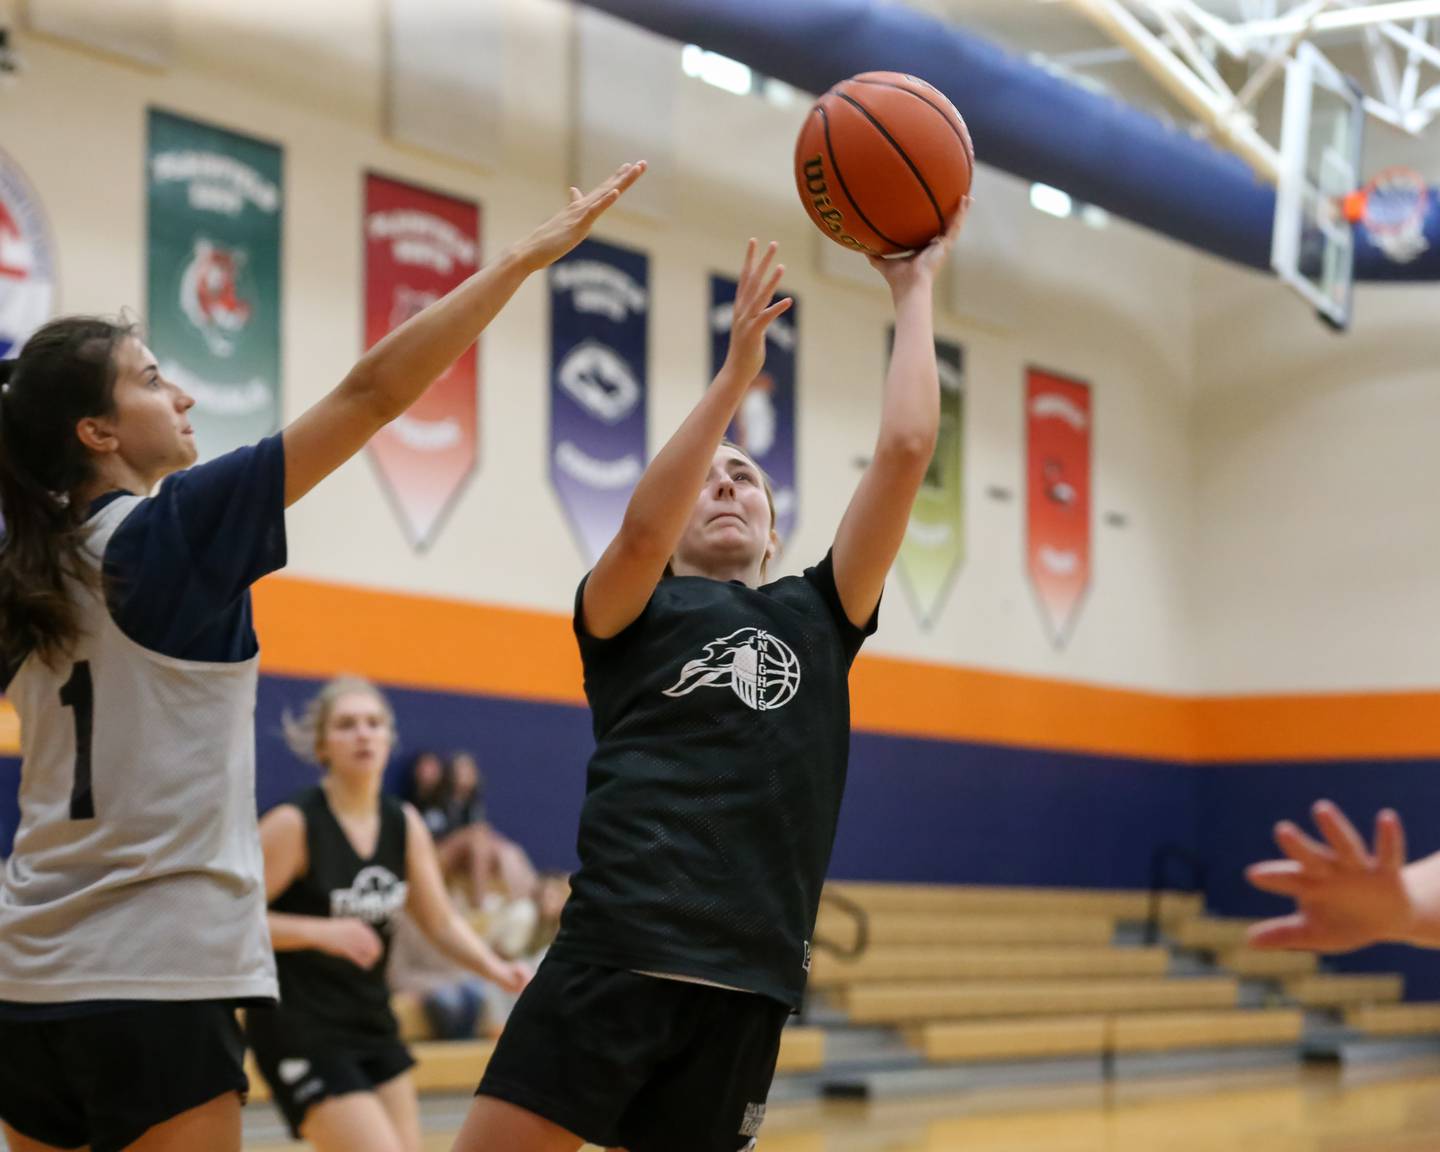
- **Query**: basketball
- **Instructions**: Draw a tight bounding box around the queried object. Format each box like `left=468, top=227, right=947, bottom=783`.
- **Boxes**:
left=794, top=71, right=974, bottom=257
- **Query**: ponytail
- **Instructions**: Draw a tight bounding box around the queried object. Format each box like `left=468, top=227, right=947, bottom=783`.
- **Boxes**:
left=0, top=318, right=132, bottom=667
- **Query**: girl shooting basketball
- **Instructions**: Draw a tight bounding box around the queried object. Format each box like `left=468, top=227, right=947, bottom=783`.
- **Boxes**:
left=455, top=203, right=968, bottom=1152
left=0, top=161, right=643, bottom=1152
left=248, top=677, right=529, bottom=1152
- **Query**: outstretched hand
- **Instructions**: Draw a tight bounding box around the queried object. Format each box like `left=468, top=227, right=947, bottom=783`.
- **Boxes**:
left=720, top=239, right=793, bottom=385
left=513, top=161, right=647, bottom=273
left=868, top=195, right=972, bottom=295
left=1245, top=800, right=1412, bottom=952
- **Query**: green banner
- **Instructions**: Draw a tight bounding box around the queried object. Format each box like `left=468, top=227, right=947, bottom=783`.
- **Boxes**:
left=895, top=335, right=965, bottom=628
left=146, top=109, right=282, bottom=461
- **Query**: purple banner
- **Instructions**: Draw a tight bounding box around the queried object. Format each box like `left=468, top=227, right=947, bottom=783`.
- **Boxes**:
left=708, top=275, right=798, bottom=543
left=549, top=238, right=649, bottom=566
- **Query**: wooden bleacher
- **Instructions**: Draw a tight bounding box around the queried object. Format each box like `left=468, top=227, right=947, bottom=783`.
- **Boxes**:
left=1285, top=973, right=1404, bottom=1008
left=1345, top=1003, right=1440, bottom=1037
left=841, top=975, right=1240, bottom=1025
left=1108, top=1008, right=1303, bottom=1053
left=919, top=1008, right=1303, bottom=1063
left=813, top=909, right=1117, bottom=946
left=1172, top=917, right=1256, bottom=951
left=826, top=881, right=1203, bottom=923
left=808, top=944, right=1169, bottom=986
left=1216, top=948, right=1318, bottom=979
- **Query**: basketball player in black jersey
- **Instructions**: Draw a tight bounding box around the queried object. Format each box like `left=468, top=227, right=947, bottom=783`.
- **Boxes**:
left=0, top=161, right=643, bottom=1152
left=248, top=677, right=529, bottom=1152
left=456, top=208, right=969, bottom=1152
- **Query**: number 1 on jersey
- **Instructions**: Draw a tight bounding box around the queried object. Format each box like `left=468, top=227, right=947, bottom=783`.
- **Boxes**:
left=59, top=661, right=95, bottom=820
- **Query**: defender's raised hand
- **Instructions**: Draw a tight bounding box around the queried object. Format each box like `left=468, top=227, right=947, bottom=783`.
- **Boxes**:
left=513, top=161, right=648, bottom=273
left=1246, top=801, right=1412, bottom=952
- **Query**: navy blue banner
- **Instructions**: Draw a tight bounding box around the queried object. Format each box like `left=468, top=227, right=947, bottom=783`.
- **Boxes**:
left=708, top=275, right=798, bottom=542
left=549, top=238, right=650, bottom=566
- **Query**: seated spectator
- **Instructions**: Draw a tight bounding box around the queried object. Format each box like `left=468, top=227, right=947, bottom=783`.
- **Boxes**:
left=430, top=751, right=539, bottom=908
left=389, top=874, right=571, bottom=1040
left=405, top=750, right=451, bottom=840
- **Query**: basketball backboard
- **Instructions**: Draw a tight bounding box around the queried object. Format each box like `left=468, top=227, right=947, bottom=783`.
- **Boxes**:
left=1272, top=42, right=1365, bottom=331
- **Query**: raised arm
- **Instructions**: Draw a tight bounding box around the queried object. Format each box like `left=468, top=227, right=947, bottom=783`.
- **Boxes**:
left=830, top=204, right=969, bottom=628
left=281, top=162, right=646, bottom=507
left=401, top=805, right=529, bottom=993
left=581, top=239, right=791, bottom=639
left=1246, top=800, right=1440, bottom=951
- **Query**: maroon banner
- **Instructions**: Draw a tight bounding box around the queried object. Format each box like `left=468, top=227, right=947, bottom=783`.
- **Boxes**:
left=1026, top=368, right=1092, bottom=648
left=364, top=173, right=480, bottom=550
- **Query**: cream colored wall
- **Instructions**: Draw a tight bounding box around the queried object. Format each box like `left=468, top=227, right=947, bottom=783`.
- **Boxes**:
left=1192, top=261, right=1440, bottom=694
left=1, top=0, right=1200, bottom=692
left=1190, top=122, right=1440, bottom=695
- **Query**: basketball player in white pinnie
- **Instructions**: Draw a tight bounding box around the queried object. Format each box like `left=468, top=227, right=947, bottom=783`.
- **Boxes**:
left=0, top=161, right=643, bottom=1152
left=457, top=209, right=968, bottom=1152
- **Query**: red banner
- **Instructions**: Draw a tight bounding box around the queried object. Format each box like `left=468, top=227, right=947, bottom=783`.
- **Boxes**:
left=364, top=174, right=480, bottom=550
left=1026, top=369, right=1091, bottom=648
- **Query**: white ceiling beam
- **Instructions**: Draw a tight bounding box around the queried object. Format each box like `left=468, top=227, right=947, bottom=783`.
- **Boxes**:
left=1061, top=0, right=1283, bottom=180
left=1232, top=0, right=1440, bottom=40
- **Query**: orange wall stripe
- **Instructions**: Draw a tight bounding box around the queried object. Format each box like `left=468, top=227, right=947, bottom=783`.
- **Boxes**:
left=1194, top=693, right=1440, bottom=764
left=849, top=656, right=1196, bottom=761
left=0, top=700, right=19, bottom=757
left=253, top=575, right=586, bottom=707
left=242, top=575, right=1440, bottom=765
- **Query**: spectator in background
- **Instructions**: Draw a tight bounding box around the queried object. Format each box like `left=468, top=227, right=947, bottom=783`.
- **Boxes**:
left=422, top=751, right=539, bottom=909
left=405, top=751, right=450, bottom=841
left=389, top=873, right=571, bottom=1041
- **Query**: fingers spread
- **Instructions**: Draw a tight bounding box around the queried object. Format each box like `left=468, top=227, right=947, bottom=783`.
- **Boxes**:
left=1275, top=820, right=1337, bottom=873
left=1314, top=800, right=1370, bottom=869
left=1376, top=808, right=1407, bottom=871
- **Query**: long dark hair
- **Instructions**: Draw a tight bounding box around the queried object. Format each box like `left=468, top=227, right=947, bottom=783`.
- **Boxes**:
left=0, top=317, right=133, bottom=666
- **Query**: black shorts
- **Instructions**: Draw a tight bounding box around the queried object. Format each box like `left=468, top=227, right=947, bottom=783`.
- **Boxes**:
left=0, top=999, right=248, bottom=1152
left=245, top=1005, right=416, bottom=1138
left=477, top=957, right=790, bottom=1152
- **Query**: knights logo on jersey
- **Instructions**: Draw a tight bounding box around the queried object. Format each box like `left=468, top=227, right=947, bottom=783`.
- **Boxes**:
left=329, top=865, right=408, bottom=928
left=179, top=237, right=252, bottom=357
left=0, top=147, right=56, bottom=359
left=663, top=627, right=801, bottom=712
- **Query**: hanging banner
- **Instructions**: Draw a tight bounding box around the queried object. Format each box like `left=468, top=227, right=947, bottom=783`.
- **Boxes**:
left=0, top=147, right=57, bottom=359
left=895, top=334, right=964, bottom=627
left=1026, top=368, right=1092, bottom=648
left=146, top=109, right=282, bottom=462
left=709, top=275, right=798, bottom=543
left=549, top=238, right=649, bottom=566
left=363, top=174, right=480, bottom=551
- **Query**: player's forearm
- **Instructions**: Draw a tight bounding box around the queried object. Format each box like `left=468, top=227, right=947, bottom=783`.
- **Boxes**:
left=1395, top=852, right=1440, bottom=947
left=613, top=367, right=752, bottom=561
left=874, top=285, right=939, bottom=465
left=428, top=911, right=508, bottom=980
left=343, top=247, right=532, bottom=425
left=267, top=912, right=334, bottom=953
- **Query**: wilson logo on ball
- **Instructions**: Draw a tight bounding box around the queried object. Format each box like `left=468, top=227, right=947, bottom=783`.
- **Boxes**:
left=800, top=155, right=874, bottom=254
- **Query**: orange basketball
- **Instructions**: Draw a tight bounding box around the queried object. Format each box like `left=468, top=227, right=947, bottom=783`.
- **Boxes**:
left=794, top=71, right=974, bottom=257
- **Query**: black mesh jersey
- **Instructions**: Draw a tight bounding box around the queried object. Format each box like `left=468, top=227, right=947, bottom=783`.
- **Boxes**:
left=549, top=551, right=877, bottom=1009
left=260, top=788, right=410, bottom=1045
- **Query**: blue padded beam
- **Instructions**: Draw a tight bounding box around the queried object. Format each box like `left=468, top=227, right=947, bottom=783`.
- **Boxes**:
left=580, top=0, right=1440, bottom=281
